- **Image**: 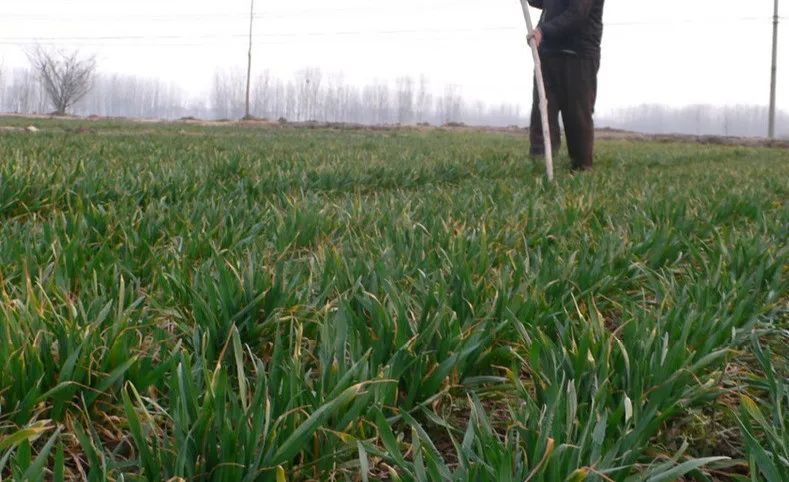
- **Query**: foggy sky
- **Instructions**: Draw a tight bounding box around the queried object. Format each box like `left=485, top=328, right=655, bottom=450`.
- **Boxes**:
left=0, top=0, right=785, bottom=117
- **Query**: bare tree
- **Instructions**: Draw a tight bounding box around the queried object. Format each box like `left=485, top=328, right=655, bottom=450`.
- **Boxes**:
left=8, top=68, right=40, bottom=114
left=271, top=79, right=286, bottom=120
left=437, top=84, right=463, bottom=124
left=295, top=68, right=323, bottom=121
left=285, top=82, right=297, bottom=120
left=211, top=69, right=245, bottom=119
left=27, top=46, right=96, bottom=115
left=252, top=70, right=272, bottom=118
left=415, top=75, right=432, bottom=123
left=324, top=73, right=346, bottom=121
left=0, top=61, right=4, bottom=110
left=372, top=81, right=391, bottom=124
left=396, top=76, right=414, bottom=125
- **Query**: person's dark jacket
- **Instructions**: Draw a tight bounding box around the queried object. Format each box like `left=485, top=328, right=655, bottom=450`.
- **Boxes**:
left=527, top=0, right=604, bottom=58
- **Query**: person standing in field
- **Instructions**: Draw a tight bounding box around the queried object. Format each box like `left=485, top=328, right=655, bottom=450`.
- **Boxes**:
left=527, top=0, right=605, bottom=171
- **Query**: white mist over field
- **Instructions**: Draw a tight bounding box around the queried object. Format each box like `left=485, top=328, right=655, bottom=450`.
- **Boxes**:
left=0, top=0, right=785, bottom=136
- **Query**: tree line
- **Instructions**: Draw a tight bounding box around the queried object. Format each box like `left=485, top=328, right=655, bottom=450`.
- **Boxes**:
left=0, top=48, right=786, bottom=138
left=598, top=104, right=789, bottom=139
left=210, top=68, right=527, bottom=126
left=0, top=48, right=524, bottom=126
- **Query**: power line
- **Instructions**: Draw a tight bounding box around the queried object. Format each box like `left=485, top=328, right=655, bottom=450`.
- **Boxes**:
left=0, top=1, right=478, bottom=21
left=0, top=16, right=781, bottom=51
left=0, top=9, right=779, bottom=22
left=0, top=28, right=526, bottom=44
left=0, top=13, right=251, bottom=20
left=3, top=16, right=777, bottom=23
left=0, top=17, right=778, bottom=44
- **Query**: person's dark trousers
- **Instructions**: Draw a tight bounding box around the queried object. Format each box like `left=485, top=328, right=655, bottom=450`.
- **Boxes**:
left=529, top=53, right=600, bottom=170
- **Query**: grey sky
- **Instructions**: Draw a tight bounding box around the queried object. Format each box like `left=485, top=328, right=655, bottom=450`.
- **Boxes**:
left=0, top=0, right=785, bottom=115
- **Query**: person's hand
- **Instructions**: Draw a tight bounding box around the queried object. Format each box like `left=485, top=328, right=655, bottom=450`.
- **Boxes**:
left=528, top=28, right=543, bottom=48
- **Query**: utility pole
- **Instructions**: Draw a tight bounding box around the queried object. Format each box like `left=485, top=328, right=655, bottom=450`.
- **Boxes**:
left=244, top=0, right=255, bottom=120
left=769, top=0, right=779, bottom=139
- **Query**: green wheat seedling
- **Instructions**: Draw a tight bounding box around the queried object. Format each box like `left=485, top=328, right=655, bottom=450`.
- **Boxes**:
left=0, top=119, right=787, bottom=480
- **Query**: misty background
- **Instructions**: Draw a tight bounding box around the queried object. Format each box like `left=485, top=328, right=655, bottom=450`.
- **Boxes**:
left=0, top=0, right=786, bottom=138
left=2, top=66, right=787, bottom=138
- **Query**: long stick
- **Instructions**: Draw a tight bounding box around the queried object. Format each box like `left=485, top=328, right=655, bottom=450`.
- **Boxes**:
left=518, top=1, right=554, bottom=181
